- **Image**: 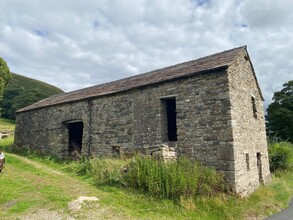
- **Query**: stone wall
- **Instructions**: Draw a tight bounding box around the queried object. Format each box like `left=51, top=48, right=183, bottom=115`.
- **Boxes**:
left=227, top=50, right=271, bottom=196
left=15, top=101, right=90, bottom=158
left=15, top=69, right=234, bottom=170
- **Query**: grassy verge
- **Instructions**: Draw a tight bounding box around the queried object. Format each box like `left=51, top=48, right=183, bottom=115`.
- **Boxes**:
left=0, top=152, right=292, bottom=219
left=41, top=155, right=293, bottom=219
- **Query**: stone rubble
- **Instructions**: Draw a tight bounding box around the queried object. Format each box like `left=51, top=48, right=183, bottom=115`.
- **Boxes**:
left=146, top=144, right=177, bottom=162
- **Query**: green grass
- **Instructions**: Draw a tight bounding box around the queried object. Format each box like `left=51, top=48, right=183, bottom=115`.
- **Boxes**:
left=0, top=154, right=97, bottom=219
left=0, top=118, right=15, bottom=151
left=11, top=73, right=63, bottom=96
left=123, top=155, right=225, bottom=199
left=0, top=153, right=292, bottom=219
left=0, top=135, right=14, bottom=151
left=0, top=118, right=15, bottom=130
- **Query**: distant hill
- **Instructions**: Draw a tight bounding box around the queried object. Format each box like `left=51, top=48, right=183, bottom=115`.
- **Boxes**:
left=0, top=73, right=64, bottom=119
left=11, top=73, right=64, bottom=96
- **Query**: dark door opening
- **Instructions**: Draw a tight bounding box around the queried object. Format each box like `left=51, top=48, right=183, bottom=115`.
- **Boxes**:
left=162, top=98, right=177, bottom=141
left=257, top=152, right=263, bottom=183
left=68, top=122, right=83, bottom=153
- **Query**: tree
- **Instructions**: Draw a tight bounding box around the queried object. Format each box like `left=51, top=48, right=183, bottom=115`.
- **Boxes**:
left=1, top=80, right=48, bottom=119
left=1, top=79, right=24, bottom=118
left=266, top=80, right=293, bottom=142
left=0, top=57, right=11, bottom=102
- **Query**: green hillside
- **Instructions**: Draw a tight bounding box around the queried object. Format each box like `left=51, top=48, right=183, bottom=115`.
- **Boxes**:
left=1, top=73, right=64, bottom=119
left=11, top=73, right=63, bottom=96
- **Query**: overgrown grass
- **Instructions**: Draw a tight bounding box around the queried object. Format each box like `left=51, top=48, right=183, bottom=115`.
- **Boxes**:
left=63, top=155, right=226, bottom=200
left=62, top=157, right=130, bottom=185
left=124, top=155, right=226, bottom=200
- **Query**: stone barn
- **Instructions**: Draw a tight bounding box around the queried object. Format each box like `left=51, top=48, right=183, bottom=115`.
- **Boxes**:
left=15, top=46, right=270, bottom=196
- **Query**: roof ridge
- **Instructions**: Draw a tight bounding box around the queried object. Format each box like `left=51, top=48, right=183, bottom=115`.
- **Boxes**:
left=45, top=46, right=246, bottom=97
left=17, top=46, right=246, bottom=112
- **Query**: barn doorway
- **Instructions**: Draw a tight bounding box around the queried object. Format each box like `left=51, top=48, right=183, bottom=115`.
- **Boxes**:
left=256, top=152, right=263, bottom=183
left=67, top=121, right=83, bottom=154
left=161, top=97, right=177, bottom=141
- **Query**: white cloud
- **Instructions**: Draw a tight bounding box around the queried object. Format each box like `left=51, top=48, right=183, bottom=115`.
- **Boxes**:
left=239, top=0, right=293, bottom=30
left=0, top=0, right=292, bottom=109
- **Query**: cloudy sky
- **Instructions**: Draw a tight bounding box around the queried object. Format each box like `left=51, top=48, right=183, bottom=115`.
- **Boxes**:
left=0, top=0, right=292, bottom=109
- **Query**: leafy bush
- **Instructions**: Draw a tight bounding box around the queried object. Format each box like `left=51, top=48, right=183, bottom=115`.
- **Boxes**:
left=268, top=142, right=293, bottom=172
left=123, top=155, right=226, bottom=200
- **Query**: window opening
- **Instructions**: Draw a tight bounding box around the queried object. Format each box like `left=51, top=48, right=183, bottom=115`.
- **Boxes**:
left=246, top=153, right=250, bottom=171
left=68, top=122, right=83, bottom=154
left=251, top=96, right=257, bottom=119
left=161, top=98, right=177, bottom=141
left=257, top=152, right=263, bottom=183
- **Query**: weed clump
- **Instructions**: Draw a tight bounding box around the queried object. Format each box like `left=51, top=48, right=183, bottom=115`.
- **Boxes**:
left=123, top=155, right=226, bottom=200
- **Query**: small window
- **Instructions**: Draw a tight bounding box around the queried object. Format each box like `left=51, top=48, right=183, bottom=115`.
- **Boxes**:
left=251, top=96, right=257, bottom=119
left=246, top=153, right=250, bottom=171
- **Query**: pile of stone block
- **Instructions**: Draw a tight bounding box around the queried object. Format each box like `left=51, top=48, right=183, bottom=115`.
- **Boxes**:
left=146, top=144, right=177, bottom=162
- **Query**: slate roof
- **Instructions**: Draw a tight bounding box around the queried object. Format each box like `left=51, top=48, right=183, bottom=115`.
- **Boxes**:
left=17, top=46, right=249, bottom=113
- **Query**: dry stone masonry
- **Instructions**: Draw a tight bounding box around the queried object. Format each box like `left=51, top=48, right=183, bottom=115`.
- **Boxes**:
left=14, top=46, right=271, bottom=196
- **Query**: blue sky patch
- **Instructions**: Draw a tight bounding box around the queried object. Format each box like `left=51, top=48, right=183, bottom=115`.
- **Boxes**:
left=34, top=30, right=48, bottom=37
left=195, top=0, right=209, bottom=7
left=94, top=20, right=99, bottom=28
